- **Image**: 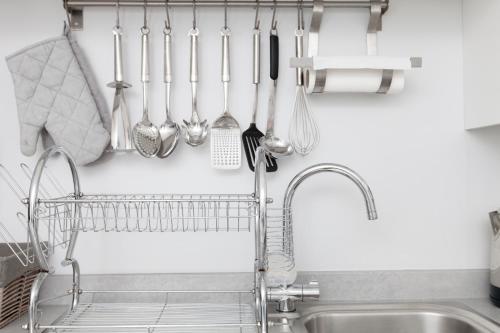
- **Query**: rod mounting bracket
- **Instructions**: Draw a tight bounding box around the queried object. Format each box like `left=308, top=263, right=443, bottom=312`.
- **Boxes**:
left=367, top=1, right=383, bottom=56
left=68, top=7, right=84, bottom=30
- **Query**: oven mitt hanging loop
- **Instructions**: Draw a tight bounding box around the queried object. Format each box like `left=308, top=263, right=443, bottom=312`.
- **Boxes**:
left=6, top=24, right=110, bottom=165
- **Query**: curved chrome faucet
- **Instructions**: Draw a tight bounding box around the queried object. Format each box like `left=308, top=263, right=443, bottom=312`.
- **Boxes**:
left=283, top=163, right=378, bottom=220
left=268, top=163, right=378, bottom=313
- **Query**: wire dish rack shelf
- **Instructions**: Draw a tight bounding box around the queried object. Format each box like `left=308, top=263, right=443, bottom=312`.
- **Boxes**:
left=0, top=146, right=291, bottom=333
left=35, top=193, right=258, bottom=233
left=36, top=290, right=259, bottom=333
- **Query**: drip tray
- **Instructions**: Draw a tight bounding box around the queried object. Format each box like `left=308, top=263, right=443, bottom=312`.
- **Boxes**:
left=40, top=302, right=258, bottom=333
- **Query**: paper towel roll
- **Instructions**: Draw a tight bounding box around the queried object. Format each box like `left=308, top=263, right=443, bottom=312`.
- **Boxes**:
left=305, top=68, right=405, bottom=94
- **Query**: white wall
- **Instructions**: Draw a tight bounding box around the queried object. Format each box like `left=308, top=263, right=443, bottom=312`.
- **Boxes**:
left=1, top=0, right=499, bottom=275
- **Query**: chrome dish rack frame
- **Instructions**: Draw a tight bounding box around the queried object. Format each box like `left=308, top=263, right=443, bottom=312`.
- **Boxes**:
left=17, top=146, right=283, bottom=333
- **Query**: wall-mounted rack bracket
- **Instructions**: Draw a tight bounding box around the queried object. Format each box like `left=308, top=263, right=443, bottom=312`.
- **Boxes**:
left=367, top=1, right=383, bottom=56
left=65, top=2, right=84, bottom=31
left=70, top=8, right=84, bottom=30
left=63, top=0, right=389, bottom=31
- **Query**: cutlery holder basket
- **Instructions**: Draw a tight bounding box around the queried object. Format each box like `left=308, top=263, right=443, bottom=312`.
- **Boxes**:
left=0, top=243, right=41, bottom=329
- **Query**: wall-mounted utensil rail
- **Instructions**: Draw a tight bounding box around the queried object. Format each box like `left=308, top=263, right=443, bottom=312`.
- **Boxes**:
left=66, top=0, right=388, bottom=9
left=64, top=0, right=389, bottom=30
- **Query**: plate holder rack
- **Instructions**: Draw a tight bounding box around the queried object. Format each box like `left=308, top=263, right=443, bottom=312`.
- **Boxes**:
left=0, top=146, right=283, bottom=333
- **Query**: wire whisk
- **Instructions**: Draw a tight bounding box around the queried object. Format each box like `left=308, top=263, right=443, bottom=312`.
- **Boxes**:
left=289, top=2, right=319, bottom=155
left=290, top=85, right=319, bottom=155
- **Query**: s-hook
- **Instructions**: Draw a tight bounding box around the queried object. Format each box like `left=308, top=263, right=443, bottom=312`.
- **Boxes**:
left=115, top=0, right=120, bottom=28
left=192, top=0, right=197, bottom=30
left=164, top=0, right=171, bottom=31
left=254, top=0, right=260, bottom=30
left=143, top=0, right=148, bottom=30
left=270, top=0, right=277, bottom=34
left=64, top=0, right=72, bottom=26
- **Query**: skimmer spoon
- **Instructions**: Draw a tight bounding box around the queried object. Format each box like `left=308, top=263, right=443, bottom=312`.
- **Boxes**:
left=133, top=2, right=161, bottom=157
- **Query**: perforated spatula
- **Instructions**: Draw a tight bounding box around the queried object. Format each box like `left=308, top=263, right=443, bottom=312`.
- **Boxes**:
left=242, top=25, right=277, bottom=172
left=210, top=21, right=242, bottom=170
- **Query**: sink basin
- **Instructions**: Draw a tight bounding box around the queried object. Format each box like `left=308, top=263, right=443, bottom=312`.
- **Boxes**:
left=287, top=303, right=500, bottom=333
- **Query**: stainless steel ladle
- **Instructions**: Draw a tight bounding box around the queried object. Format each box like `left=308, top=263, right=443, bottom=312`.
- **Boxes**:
left=260, top=5, right=293, bottom=158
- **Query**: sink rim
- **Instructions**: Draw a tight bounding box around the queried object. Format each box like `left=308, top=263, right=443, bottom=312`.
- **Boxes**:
left=286, top=302, right=500, bottom=333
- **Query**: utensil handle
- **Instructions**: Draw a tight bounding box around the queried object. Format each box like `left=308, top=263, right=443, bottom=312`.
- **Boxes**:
left=189, top=29, right=199, bottom=83
left=141, top=27, right=150, bottom=121
left=164, top=29, right=172, bottom=83
left=113, top=26, right=124, bottom=82
left=221, top=28, right=230, bottom=83
left=251, top=28, right=260, bottom=124
left=270, top=33, right=279, bottom=81
left=295, top=29, right=304, bottom=86
left=253, top=29, right=260, bottom=85
left=265, top=81, right=276, bottom=136
left=141, top=27, right=150, bottom=83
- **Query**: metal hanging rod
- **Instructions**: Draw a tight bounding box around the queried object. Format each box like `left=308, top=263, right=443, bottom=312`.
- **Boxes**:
left=65, top=0, right=388, bottom=30
left=66, top=0, right=388, bottom=9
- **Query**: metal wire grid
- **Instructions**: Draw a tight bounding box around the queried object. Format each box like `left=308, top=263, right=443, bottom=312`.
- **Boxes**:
left=0, top=215, right=65, bottom=267
left=265, top=208, right=294, bottom=272
left=42, top=302, right=258, bottom=332
left=35, top=194, right=257, bottom=233
left=0, top=163, right=69, bottom=267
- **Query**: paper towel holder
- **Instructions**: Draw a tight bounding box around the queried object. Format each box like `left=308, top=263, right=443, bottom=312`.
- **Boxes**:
left=290, top=0, right=422, bottom=94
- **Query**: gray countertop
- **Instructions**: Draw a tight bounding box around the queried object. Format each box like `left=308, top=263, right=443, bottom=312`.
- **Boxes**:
left=457, top=298, right=500, bottom=324
left=2, top=270, right=499, bottom=332
left=2, top=298, right=499, bottom=333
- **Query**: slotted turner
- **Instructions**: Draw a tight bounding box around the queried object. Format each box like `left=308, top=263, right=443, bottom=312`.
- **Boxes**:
left=242, top=25, right=278, bottom=172
left=210, top=23, right=241, bottom=170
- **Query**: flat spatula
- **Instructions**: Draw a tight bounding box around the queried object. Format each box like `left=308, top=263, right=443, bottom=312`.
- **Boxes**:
left=210, top=26, right=242, bottom=170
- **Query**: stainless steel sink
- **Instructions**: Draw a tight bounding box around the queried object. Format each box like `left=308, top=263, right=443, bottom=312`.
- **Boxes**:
left=284, top=303, right=500, bottom=333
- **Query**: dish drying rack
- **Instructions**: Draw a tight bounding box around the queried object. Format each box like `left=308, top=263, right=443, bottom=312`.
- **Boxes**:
left=0, top=146, right=295, bottom=333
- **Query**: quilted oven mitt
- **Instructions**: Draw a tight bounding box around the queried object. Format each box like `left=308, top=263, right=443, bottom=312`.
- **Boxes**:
left=6, top=26, right=110, bottom=165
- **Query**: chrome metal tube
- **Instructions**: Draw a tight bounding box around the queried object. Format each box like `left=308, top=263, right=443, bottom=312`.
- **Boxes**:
left=283, top=163, right=378, bottom=220
left=268, top=282, right=320, bottom=312
left=28, top=146, right=81, bottom=272
left=254, top=148, right=269, bottom=333
left=268, top=284, right=320, bottom=301
left=254, top=147, right=268, bottom=269
left=67, top=0, right=389, bottom=9
left=28, top=272, right=48, bottom=333
left=70, top=260, right=81, bottom=310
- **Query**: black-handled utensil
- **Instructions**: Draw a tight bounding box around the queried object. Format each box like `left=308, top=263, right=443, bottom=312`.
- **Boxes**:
left=242, top=7, right=278, bottom=172
left=270, top=33, right=279, bottom=81
left=259, top=18, right=293, bottom=158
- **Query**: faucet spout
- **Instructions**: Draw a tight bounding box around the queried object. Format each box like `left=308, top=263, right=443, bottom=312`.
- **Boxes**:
left=283, top=163, right=378, bottom=220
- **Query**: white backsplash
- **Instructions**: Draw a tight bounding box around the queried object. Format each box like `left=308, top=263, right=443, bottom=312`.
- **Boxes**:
left=0, top=0, right=499, bottom=275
